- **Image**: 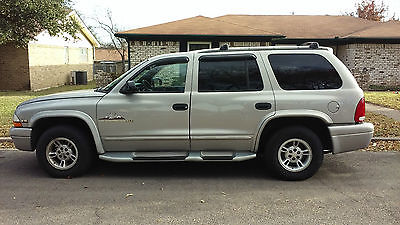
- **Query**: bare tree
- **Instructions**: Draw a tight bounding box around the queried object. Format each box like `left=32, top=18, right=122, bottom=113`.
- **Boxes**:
left=389, top=13, right=399, bottom=21
left=94, top=9, right=127, bottom=72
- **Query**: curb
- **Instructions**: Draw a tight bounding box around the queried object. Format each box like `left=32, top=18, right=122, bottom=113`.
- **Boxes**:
left=372, top=137, right=400, bottom=141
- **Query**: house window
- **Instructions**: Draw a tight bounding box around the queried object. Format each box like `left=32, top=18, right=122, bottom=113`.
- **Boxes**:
left=187, top=42, right=211, bottom=51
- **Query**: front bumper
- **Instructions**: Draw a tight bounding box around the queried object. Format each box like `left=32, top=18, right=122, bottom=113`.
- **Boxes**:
left=328, top=123, right=374, bottom=154
left=9, top=127, right=33, bottom=151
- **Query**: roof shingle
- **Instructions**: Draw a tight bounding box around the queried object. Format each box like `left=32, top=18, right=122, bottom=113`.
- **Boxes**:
left=216, top=15, right=381, bottom=39
left=117, top=15, right=400, bottom=40
left=117, top=15, right=282, bottom=36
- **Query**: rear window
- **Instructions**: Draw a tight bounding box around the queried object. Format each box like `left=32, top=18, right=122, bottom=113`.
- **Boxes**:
left=268, top=54, right=342, bottom=90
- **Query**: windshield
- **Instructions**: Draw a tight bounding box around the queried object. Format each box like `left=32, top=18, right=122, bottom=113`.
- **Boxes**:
left=95, top=60, right=148, bottom=93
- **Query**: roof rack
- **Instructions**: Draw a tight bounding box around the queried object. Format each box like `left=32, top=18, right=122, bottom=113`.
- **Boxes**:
left=199, top=42, right=330, bottom=53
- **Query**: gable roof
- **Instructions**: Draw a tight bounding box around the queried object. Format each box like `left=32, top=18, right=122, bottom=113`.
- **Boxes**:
left=116, top=16, right=283, bottom=38
left=117, top=15, right=400, bottom=41
left=69, top=11, right=100, bottom=47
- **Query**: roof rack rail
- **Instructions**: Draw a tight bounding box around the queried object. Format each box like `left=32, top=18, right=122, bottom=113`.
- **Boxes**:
left=301, top=42, right=319, bottom=49
left=198, top=43, right=331, bottom=54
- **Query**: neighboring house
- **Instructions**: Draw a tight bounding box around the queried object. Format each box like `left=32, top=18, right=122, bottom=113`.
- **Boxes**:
left=94, top=48, right=127, bottom=75
left=0, top=11, right=100, bottom=91
left=116, top=15, right=400, bottom=90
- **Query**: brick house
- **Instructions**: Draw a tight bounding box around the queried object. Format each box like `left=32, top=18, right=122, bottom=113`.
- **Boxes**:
left=0, top=11, right=99, bottom=91
left=116, top=15, right=400, bottom=90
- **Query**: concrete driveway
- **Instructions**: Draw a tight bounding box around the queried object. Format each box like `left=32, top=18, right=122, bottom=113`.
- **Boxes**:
left=0, top=150, right=399, bottom=224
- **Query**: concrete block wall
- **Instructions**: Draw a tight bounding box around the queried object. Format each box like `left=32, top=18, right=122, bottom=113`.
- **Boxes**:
left=130, top=41, right=179, bottom=66
left=29, top=64, right=93, bottom=90
left=0, top=44, right=30, bottom=91
left=28, top=43, right=94, bottom=90
left=337, top=43, right=400, bottom=90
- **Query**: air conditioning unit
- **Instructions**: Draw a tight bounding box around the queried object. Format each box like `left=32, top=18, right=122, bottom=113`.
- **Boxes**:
left=71, top=71, right=88, bottom=85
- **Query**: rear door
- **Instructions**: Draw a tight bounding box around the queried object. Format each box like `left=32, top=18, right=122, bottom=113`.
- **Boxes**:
left=190, top=52, right=275, bottom=152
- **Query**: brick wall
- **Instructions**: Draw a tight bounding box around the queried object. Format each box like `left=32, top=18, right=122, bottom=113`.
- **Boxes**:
left=337, top=44, right=400, bottom=90
left=0, top=44, right=30, bottom=90
left=129, top=41, right=270, bottom=67
left=130, top=41, right=179, bottom=66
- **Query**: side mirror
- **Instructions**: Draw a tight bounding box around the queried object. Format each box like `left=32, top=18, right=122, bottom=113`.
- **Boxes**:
left=120, top=80, right=138, bottom=94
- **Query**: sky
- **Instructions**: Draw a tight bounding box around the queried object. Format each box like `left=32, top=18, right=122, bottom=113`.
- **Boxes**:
left=72, top=0, right=400, bottom=43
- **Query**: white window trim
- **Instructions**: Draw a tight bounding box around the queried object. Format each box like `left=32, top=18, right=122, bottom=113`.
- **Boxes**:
left=187, top=41, right=212, bottom=51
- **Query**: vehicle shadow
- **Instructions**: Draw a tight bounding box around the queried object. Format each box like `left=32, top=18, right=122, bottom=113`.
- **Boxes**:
left=2, top=151, right=357, bottom=181
left=88, top=159, right=270, bottom=180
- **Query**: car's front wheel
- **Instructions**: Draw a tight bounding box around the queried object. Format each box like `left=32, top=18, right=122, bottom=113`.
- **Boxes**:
left=264, top=126, right=323, bottom=181
left=36, top=125, right=95, bottom=178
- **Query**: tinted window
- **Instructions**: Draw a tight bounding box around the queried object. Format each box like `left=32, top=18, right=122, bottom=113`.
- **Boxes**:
left=268, top=54, right=342, bottom=90
left=131, top=59, right=188, bottom=93
left=198, top=57, right=263, bottom=92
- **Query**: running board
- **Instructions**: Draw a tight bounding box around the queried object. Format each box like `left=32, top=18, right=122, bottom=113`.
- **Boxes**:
left=99, top=151, right=256, bottom=162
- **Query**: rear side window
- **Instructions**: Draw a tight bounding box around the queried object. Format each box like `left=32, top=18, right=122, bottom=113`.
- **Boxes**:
left=198, top=56, right=263, bottom=92
left=268, top=54, right=342, bottom=90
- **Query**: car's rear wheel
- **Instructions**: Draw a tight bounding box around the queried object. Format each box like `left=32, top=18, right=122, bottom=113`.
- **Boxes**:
left=264, top=126, right=323, bottom=180
left=36, top=125, right=95, bottom=178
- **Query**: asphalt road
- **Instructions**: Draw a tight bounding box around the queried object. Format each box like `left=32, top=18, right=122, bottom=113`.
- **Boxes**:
left=0, top=150, right=399, bottom=225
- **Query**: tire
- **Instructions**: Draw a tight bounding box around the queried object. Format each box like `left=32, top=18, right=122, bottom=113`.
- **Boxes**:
left=36, top=125, right=95, bottom=178
left=264, top=126, right=323, bottom=181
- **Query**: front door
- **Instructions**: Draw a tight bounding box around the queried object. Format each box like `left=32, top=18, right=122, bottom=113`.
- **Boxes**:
left=97, top=57, right=192, bottom=152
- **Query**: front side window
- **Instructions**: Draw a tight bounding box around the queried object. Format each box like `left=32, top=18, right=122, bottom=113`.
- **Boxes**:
left=268, top=54, right=342, bottom=90
left=198, top=56, right=263, bottom=92
left=132, top=59, right=188, bottom=93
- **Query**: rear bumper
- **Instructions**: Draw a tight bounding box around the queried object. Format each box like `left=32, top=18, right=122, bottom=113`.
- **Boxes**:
left=9, top=127, right=33, bottom=151
left=328, top=123, right=374, bottom=154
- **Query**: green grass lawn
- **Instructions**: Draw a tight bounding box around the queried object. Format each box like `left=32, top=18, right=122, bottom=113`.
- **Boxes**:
left=364, top=91, right=400, bottom=110
left=0, top=81, right=96, bottom=137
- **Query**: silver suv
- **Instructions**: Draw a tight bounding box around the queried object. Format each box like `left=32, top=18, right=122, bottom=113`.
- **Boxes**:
left=10, top=43, right=374, bottom=180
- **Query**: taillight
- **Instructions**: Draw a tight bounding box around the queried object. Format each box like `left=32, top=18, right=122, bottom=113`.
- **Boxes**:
left=354, top=97, right=365, bottom=123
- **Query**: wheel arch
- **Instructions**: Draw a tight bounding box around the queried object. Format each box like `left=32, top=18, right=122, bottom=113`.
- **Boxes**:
left=254, top=112, right=333, bottom=154
left=30, top=110, right=104, bottom=154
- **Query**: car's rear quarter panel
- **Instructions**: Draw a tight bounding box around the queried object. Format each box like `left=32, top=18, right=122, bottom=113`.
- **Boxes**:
left=261, top=50, right=364, bottom=124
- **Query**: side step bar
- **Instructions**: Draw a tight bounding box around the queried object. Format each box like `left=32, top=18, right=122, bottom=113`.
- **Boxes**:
left=99, top=151, right=256, bottom=163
